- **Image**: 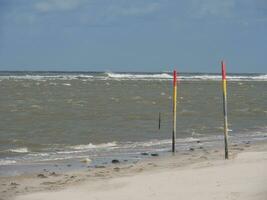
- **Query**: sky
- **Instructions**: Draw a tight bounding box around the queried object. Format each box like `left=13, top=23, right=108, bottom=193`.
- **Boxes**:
left=0, top=0, right=266, bottom=73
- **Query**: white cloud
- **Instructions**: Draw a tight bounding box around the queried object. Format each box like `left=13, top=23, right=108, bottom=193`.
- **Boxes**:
left=77, top=2, right=162, bottom=26
left=34, top=0, right=86, bottom=13
left=192, top=0, right=235, bottom=18
left=108, top=2, right=161, bottom=17
left=188, top=0, right=267, bottom=26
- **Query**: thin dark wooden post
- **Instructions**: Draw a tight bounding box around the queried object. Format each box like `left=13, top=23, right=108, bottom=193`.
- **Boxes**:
left=158, top=112, right=161, bottom=130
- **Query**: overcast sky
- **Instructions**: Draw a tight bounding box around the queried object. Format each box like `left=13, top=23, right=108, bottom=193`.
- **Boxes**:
left=0, top=0, right=266, bottom=73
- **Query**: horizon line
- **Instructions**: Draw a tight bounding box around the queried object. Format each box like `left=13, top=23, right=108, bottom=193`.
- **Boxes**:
left=0, top=70, right=265, bottom=75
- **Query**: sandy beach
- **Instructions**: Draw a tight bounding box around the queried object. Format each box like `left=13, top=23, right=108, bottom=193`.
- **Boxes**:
left=0, top=141, right=266, bottom=200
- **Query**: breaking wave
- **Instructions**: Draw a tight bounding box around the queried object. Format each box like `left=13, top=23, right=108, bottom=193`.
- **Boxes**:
left=0, top=74, right=94, bottom=81
left=0, top=160, right=16, bottom=166
left=0, top=72, right=266, bottom=81
left=8, top=147, right=29, bottom=153
left=106, top=73, right=172, bottom=80
left=70, top=142, right=117, bottom=150
left=179, top=74, right=267, bottom=81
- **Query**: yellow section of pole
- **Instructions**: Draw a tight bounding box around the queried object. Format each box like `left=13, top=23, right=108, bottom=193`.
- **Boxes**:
left=172, top=70, right=177, bottom=153
left=221, top=61, right=229, bottom=159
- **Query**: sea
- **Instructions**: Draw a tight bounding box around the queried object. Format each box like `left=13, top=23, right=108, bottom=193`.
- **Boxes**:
left=0, top=71, right=266, bottom=176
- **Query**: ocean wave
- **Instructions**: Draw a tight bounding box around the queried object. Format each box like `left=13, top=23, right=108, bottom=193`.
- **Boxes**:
left=8, top=147, right=29, bottom=153
left=121, top=137, right=201, bottom=149
left=0, top=160, right=16, bottom=166
left=39, top=155, right=88, bottom=162
left=70, top=142, right=117, bottom=150
left=106, top=73, right=172, bottom=79
left=2, top=132, right=267, bottom=166
left=251, top=74, right=267, bottom=80
left=56, top=150, right=86, bottom=154
left=180, top=74, right=267, bottom=81
left=106, top=73, right=267, bottom=81
left=0, top=75, right=94, bottom=81
left=180, top=75, right=220, bottom=80
left=62, top=83, right=71, bottom=86
left=0, top=73, right=266, bottom=81
left=27, top=153, right=49, bottom=157
left=121, top=140, right=170, bottom=148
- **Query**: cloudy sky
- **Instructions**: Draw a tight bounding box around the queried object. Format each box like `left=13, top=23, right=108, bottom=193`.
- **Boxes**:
left=0, top=0, right=266, bottom=72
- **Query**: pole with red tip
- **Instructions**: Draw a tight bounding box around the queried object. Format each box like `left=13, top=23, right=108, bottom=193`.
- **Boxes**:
left=172, top=70, right=177, bottom=153
left=221, top=61, right=229, bottom=159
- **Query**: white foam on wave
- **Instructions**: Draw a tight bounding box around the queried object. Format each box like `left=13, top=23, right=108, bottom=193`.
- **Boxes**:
left=251, top=74, right=267, bottom=80
left=106, top=73, right=172, bottom=79
left=9, top=147, right=29, bottom=153
left=1, top=73, right=266, bottom=81
left=106, top=73, right=267, bottom=81
left=0, top=74, right=94, bottom=81
left=180, top=75, right=220, bottom=80
left=56, top=150, right=86, bottom=154
left=39, top=155, right=88, bottom=162
left=62, top=83, right=71, bottom=86
left=28, top=153, right=49, bottom=157
left=75, top=75, right=94, bottom=79
left=70, top=142, right=117, bottom=150
left=136, top=139, right=171, bottom=147
left=180, top=74, right=267, bottom=81
left=0, top=160, right=16, bottom=166
left=122, top=137, right=201, bottom=149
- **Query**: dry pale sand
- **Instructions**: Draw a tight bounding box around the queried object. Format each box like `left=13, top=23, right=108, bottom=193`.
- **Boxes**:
left=13, top=144, right=267, bottom=200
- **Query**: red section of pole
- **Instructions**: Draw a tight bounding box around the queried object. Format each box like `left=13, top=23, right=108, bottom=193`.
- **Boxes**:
left=221, top=61, right=226, bottom=80
left=173, top=70, right=177, bottom=86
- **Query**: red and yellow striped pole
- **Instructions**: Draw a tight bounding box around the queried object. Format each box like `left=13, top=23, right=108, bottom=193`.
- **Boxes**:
left=172, top=70, right=177, bottom=153
left=221, top=61, right=229, bottom=159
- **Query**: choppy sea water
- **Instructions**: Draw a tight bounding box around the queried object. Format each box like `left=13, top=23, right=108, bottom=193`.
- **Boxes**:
left=0, top=72, right=266, bottom=175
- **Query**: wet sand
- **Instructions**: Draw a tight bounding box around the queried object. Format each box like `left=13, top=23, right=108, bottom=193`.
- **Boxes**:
left=1, top=141, right=267, bottom=200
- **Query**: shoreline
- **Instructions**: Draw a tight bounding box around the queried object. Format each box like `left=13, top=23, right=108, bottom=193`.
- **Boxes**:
left=2, top=132, right=266, bottom=177
left=1, top=140, right=266, bottom=200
